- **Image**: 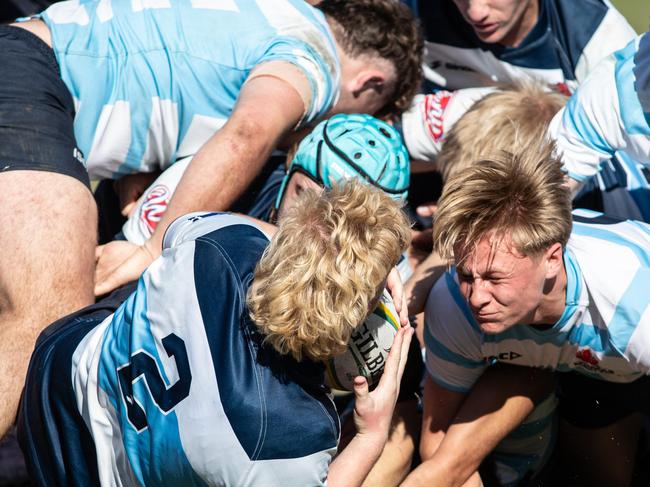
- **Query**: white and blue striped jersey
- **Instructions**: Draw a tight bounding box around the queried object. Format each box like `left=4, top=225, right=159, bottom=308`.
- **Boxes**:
left=70, top=213, right=339, bottom=485
left=550, top=33, right=650, bottom=182
left=424, top=211, right=650, bottom=393
left=404, top=0, right=635, bottom=93
left=40, top=0, right=339, bottom=180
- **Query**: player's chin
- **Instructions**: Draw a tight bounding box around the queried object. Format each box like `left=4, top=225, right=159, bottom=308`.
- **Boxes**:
left=477, top=319, right=511, bottom=334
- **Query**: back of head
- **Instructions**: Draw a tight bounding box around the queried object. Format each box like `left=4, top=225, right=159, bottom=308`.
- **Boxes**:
left=437, top=82, right=567, bottom=182
left=249, top=179, right=411, bottom=362
left=275, top=113, right=410, bottom=210
left=433, top=135, right=572, bottom=262
left=317, top=0, right=423, bottom=115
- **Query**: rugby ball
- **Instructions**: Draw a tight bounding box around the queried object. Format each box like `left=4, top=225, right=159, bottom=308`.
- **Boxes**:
left=325, top=290, right=401, bottom=391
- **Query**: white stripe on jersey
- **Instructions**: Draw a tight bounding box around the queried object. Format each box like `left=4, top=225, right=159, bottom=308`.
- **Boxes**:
left=550, top=34, right=650, bottom=181
left=72, top=315, right=140, bottom=486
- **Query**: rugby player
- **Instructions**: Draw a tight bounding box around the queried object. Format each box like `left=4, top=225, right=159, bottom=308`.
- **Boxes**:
left=0, top=0, right=422, bottom=438
left=18, top=180, right=414, bottom=486
left=406, top=136, right=650, bottom=486
left=550, top=33, right=650, bottom=194
left=404, top=0, right=635, bottom=92
left=119, top=113, right=424, bottom=486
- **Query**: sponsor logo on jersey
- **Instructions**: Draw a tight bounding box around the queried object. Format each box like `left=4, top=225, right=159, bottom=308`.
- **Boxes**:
left=429, top=60, right=475, bottom=73
left=140, top=184, right=170, bottom=234
left=484, top=351, right=523, bottom=363
left=552, top=82, right=572, bottom=97
left=423, top=91, right=453, bottom=142
left=574, top=348, right=615, bottom=374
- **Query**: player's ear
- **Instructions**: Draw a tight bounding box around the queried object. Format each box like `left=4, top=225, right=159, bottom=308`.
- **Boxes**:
left=544, top=242, right=563, bottom=279
left=351, top=69, right=388, bottom=99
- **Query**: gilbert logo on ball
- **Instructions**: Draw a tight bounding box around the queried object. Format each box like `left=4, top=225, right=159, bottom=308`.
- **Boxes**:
left=325, top=290, right=400, bottom=391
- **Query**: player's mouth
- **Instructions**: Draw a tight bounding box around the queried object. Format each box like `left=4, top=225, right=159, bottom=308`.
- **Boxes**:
left=472, top=22, right=499, bottom=36
left=474, top=311, right=499, bottom=323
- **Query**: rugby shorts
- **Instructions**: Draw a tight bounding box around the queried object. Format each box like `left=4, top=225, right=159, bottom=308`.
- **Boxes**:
left=0, top=25, right=89, bottom=188
left=558, top=371, right=650, bottom=428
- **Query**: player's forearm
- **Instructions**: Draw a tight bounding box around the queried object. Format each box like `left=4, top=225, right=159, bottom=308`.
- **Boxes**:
left=402, top=459, right=482, bottom=487
left=404, top=250, right=446, bottom=316
left=328, top=433, right=386, bottom=487
left=146, top=74, right=304, bottom=254
left=146, top=121, right=277, bottom=252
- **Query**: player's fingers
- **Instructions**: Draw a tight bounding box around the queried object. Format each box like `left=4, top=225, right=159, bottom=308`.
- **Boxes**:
left=400, top=293, right=409, bottom=326
left=416, top=203, right=437, bottom=218
left=121, top=200, right=138, bottom=218
left=353, top=376, right=370, bottom=401
left=379, top=328, right=406, bottom=391
left=386, top=268, right=408, bottom=326
left=395, top=327, right=414, bottom=380
left=95, top=244, right=105, bottom=262
left=95, top=256, right=137, bottom=296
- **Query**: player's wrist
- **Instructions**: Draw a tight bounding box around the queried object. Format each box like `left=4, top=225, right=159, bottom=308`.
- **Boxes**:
left=351, top=429, right=388, bottom=455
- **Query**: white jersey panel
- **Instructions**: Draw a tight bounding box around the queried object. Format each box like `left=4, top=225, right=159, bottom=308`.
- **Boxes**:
left=401, top=88, right=495, bottom=162
left=573, top=1, right=638, bottom=81
left=71, top=315, right=140, bottom=486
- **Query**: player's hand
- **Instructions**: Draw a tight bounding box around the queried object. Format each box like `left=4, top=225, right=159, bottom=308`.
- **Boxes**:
left=352, top=326, right=414, bottom=442
left=386, top=267, right=409, bottom=326
left=416, top=202, right=438, bottom=218
left=94, top=240, right=159, bottom=296
left=114, top=172, right=159, bottom=217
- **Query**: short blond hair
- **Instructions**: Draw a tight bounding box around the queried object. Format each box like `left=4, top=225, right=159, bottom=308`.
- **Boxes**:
left=433, top=136, right=572, bottom=262
left=248, top=179, right=411, bottom=362
left=438, top=82, right=567, bottom=182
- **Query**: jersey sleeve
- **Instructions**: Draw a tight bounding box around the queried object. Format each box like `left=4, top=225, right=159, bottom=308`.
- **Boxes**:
left=259, top=38, right=339, bottom=125
left=550, top=35, right=650, bottom=181
left=401, top=87, right=496, bottom=162
left=573, top=0, right=636, bottom=82
left=423, top=270, right=487, bottom=393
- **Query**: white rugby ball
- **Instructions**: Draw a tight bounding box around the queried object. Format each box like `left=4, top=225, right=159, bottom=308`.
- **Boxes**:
left=325, top=290, right=401, bottom=391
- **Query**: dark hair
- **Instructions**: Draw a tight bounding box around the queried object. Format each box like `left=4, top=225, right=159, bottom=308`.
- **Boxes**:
left=317, top=0, right=423, bottom=116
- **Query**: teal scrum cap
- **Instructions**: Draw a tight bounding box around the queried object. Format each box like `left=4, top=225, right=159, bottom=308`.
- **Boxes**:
left=274, top=113, right=410, bottom=210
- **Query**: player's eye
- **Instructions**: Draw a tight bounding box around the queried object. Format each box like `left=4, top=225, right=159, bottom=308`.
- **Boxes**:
left=458, top=273, right=473, bottom=283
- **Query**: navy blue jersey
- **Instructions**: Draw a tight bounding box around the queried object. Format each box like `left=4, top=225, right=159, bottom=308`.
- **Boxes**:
left=406, top=0, right=635, bottom=92
left=20, top=213, right=339, bottom=486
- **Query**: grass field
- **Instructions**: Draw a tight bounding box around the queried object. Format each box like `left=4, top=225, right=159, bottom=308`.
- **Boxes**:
left=612, top=0, right=650, bottom=33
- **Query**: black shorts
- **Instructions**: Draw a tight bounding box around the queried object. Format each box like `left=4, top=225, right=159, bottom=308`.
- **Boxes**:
left=558, top=372, right=650, bottom=429
left=17, top=283, right=136, bottom=487
left=0, top=25, right=89, bottom=189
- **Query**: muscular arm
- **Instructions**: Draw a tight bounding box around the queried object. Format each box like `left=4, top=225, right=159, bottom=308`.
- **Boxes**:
left=95, top=68, right=309, bottom=295
left=149, top=73, right=305, bottom=250
left=403, top=366, right=555, bottom=487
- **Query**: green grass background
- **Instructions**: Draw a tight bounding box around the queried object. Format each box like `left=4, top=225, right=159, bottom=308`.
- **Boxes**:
left=612, top=0, right=649, bottom=33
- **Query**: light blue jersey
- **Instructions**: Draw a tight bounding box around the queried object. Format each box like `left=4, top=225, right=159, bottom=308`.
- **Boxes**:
left=425, top=211, right=650, bottom=392
left=424, top=211, right=650, bottom=485
left=41, top=0, right=340, bottom=179
left=550, top=33, right=650, bottom=182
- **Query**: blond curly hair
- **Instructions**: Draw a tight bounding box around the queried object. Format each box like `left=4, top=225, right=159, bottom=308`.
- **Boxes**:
left=248, top=180, right=411, bottom=362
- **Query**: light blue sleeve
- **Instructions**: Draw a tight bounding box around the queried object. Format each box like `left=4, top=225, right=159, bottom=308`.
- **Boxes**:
left=550, top=34, right=650, bottom=181
left=423, top=270, right=487, bottom=393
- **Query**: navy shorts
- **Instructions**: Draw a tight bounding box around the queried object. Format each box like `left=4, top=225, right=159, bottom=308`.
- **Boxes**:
left=18, top=283, right=136, bottom=487
left=558, top=372, right=650, bottom=428
left=0, top=25, right=89, bottom=189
